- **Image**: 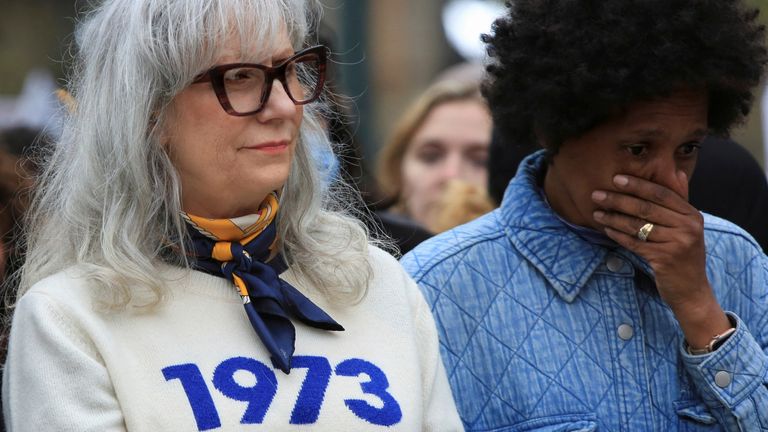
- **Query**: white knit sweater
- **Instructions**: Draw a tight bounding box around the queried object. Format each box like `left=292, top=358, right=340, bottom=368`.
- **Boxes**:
left=3, top=247, right=462, bottom=431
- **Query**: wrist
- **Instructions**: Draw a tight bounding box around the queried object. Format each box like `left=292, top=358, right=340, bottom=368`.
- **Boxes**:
left=685, top=319, right=736, bottom=355
left=670, top=294, right=731, bottom=349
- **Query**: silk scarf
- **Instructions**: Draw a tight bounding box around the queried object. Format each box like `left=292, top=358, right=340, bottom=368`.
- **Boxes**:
left=183, top=191, right=343, bottom=373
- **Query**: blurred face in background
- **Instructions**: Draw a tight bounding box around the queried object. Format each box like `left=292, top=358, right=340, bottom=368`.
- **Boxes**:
left=400, top=99, right=492, bottom=229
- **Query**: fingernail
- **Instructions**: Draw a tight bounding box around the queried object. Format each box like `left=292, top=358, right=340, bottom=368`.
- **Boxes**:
left=591, top=191, right=607, bottom=201
left=614, top=175, right=629, bottom=186
left=593, top=210, right=605, bottom=220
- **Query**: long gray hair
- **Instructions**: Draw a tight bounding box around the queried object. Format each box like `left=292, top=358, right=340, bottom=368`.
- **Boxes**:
left=19, top=0, right=373, bottom=307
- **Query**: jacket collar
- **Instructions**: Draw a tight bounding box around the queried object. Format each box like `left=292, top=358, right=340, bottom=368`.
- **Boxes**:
left=500, top=150, right=652, bottom=302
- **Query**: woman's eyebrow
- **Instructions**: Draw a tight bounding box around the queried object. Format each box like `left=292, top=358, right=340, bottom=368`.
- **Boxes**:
left=271, top=49, right=296, bottom=63
left=686, top=128, right=709, bottom=139
left=622, top=127, right=708, bottom=141
left=627, top=128, right=664, bottom=139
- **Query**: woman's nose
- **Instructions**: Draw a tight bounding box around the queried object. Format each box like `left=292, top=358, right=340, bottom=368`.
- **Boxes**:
left=257, top=80, right=298, bottom=120
left=647, top=157, right=688, bottom=197
left=438, top=155, right=463, bottom=181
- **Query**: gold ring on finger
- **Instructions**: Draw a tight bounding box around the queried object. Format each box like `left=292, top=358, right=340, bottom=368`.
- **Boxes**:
left=637, top=222, right=654, bottom=242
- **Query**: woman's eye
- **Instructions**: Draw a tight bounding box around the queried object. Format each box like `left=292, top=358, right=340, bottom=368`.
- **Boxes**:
left=416, top=151, right=443, bottom=165
left=467, top=153, right=488, bottom=169
left=678, top=142, right=701, bottom=156
left=625, top=145, right=648, bottom=157
left=224, top=68, right=257, bottom=82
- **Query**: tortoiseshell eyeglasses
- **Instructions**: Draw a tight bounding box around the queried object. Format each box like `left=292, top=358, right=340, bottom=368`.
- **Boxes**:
left=192, top=45, right=328, bottom=116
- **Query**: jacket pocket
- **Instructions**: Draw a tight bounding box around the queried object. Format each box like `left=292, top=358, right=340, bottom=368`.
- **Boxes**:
left=674, top=400, right=718, bottom=431
left=492, top=413, right=597, bottom=432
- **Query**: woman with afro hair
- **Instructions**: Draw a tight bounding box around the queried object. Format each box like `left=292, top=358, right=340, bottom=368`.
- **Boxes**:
left=401, top=0, right=768, bottom=430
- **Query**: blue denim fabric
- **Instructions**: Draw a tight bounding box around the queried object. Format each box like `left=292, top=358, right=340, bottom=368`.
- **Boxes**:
left=401, top=151, right=768, bottom=431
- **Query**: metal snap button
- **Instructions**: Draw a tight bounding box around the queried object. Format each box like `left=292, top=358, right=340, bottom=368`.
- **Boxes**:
left=618, top=324, right=634, bottom=341
left=606, top=256, right=624, bottom=273
left=714, top=371, right=732, bottom=388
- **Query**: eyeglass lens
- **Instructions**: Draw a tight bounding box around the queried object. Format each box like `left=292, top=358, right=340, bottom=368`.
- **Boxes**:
left=223, top=52, right=322, bottom=114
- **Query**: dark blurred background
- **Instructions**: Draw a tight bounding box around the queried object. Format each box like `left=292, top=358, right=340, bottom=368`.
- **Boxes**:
left=1, top=0, right=767, bottom=171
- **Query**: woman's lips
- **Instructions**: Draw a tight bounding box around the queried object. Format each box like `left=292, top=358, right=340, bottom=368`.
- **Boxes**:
left=243, top=140, right=289, bottom=153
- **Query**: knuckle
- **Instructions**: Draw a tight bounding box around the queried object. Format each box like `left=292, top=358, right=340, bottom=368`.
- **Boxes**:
left=686, top=217, right=704, bottom=234
left=692, top=221, right=704, bottom=234
left=675, top=231, right=698, bottom=250
left=637, top=201, right=653, bottom=219
left=671, top=240, right=687, bottom=253
left=653, top=187, right=670, bottom=202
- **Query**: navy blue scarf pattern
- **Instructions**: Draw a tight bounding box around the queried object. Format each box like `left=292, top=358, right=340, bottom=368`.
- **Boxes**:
left=183, top=195, right=343, bottom=374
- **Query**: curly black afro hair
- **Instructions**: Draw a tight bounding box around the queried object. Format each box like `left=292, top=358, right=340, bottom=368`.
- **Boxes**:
left=482, top=0, right=767, bottom=153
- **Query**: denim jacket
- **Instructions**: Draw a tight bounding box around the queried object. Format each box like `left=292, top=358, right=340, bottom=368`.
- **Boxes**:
left=401, top=151, right=768, bottom=431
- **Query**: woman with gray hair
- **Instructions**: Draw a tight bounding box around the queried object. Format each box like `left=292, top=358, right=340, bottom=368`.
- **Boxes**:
left=1, top=1, right=462, bottom=431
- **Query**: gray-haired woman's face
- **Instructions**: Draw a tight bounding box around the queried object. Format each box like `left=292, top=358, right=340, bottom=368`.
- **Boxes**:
left=163, top=27, right=303, bottom=219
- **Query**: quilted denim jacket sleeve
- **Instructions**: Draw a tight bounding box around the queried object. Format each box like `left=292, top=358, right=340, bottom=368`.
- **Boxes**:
left=678, top=218, right=768, bottom=431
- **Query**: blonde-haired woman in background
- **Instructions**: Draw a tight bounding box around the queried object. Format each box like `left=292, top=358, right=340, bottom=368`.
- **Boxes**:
left=1, top=1, right=462, bottom=430
left=376, top=80, right=494, bottom=253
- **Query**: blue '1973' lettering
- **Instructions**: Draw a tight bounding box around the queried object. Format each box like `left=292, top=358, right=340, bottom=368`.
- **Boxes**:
left=162, top=363, right=222, bottom=431
left=336, top=358, right=403, bottom=426
left=163, top=355, right=401, bottom=430
left=212, top=357, right=278, bottom=424
left=289, top=356, right=332, bottom=424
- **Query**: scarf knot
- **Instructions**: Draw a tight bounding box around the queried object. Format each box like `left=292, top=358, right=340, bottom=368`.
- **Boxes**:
left=220, top=241, right=254, bottom=274
left=182, top=193, right=343, bottom=374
